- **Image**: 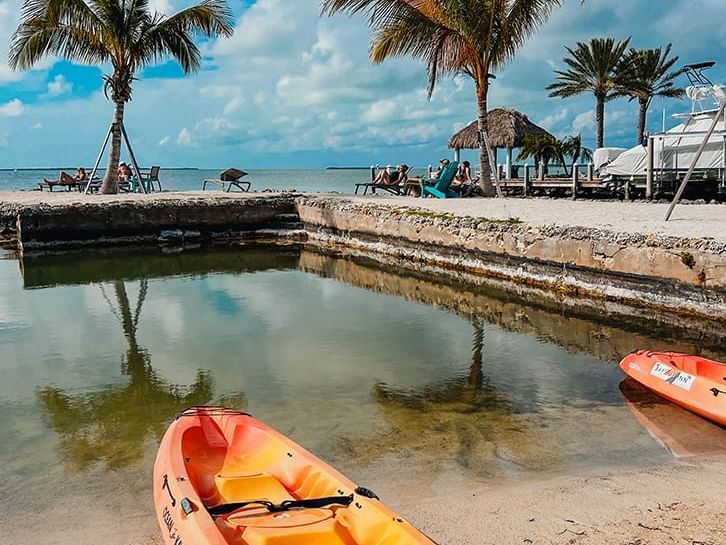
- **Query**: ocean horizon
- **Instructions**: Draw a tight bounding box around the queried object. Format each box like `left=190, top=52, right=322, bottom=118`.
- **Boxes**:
left=0, top=167, right=433, bottom=194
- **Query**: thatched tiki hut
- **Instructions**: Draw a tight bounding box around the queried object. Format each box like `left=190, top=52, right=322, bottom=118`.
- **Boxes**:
left=449, top=108, right=553, bottom=179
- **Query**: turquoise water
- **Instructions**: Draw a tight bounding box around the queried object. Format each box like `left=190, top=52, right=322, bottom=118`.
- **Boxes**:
left=0, top=246, right=724, bottom=545
left=0, top=168, right=429, bottom=194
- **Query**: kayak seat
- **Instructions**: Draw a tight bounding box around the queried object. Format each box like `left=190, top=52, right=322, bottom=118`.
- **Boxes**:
left=214, top=472, right=294, bottom=506
left=290, top=465, right=338, bottom=499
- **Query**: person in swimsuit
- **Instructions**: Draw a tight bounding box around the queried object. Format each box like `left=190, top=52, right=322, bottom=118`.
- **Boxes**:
left=372, top=164, right=409, bottom=186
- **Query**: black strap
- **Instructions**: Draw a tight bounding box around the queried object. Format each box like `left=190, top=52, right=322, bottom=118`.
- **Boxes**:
left=208, top=495, right=353, bottom=517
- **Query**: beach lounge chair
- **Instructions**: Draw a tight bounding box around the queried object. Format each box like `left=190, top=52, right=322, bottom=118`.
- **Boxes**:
left=420, top=161, right=459, bottom=198
left=354, top=166, right=413, bottom=196
left=203, top=168, right=251, bottom=192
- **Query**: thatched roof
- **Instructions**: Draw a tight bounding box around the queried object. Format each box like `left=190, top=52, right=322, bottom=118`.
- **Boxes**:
left=448, top=108, right=553, bottom=149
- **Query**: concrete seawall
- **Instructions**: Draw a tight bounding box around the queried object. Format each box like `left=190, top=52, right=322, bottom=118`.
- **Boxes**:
left=0, top=193, right=304, bottom=249
left=0, top=191, right=723, bottom=321
left=296, top=198, right=726, bottom=321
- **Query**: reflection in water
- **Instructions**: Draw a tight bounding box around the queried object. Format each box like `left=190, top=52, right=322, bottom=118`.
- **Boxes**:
left=619, top=379, right=726, bottom=458
left=3, top=245, right=724, bottom=545
left=37, top=279, right=243, bottom=470
left=362, top=320, right=561, bottom=478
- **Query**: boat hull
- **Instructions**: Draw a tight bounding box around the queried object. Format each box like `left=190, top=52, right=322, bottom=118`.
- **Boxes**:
left=619, top=351, right=726, bottom=426
left=153, top=407, right=437, bottom=545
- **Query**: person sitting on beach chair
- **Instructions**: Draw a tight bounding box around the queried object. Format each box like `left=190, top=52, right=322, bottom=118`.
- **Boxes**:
left=372, top=164, right=409, bottom=188
left=118, top=162, right=132, bottom=181
left=41, top=167, right=87, bottom=191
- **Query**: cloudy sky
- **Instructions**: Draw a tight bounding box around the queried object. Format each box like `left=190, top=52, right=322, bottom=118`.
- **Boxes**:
left=0, top=0, right=724, bottom=168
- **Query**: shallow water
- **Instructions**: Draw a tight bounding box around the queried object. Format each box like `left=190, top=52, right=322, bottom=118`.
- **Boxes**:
left=0, top=247, right=724, bottom=544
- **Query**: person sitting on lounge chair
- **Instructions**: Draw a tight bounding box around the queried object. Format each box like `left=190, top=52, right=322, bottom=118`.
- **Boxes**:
left=373, top=164, right=409, bottom=187
left=405, top=159, right=449, bottom=196
left=118, top=162, right=132, bottom=181
left=43, top=167, right=86, bottom=188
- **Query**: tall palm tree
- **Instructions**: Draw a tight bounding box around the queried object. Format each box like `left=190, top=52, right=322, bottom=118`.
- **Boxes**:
left=616, top=45, right=685, bottom=144
left=9, top=0, right=234, bottom=194
left=322, top=0, right=565, bottom=196
left=547, top=37, right=630, bottom=148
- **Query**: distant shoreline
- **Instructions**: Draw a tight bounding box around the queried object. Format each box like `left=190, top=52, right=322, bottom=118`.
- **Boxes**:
left=0, top=167, right=201, bottom=172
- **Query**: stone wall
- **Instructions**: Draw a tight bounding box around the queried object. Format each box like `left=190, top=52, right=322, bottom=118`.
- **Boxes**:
left=296, top=198, right=726, bottom=321
left=6, top=194, right=303, bottom=250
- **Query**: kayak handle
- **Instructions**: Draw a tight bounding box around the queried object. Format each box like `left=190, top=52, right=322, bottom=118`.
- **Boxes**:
left=208, top=495, right=354, bottom=517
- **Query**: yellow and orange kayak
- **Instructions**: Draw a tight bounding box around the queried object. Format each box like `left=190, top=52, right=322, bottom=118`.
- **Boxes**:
left=153, top=407, right=437, bottom=545
left=619, top=351, right=726, bottom=426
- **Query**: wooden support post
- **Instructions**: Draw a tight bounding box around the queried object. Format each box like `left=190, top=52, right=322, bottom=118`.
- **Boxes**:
left=537, top=163, right=544, bottom=181
left=523, top=165, right=530, bottom=196
left=85, top=125, right=113, bottom=194
left=587, top=163, right=593, bottom=181
left=625, top=177, right=632, bottom=200
left=572, top=164, right=579, bottom=200
left=454, top=147, right=461, bottom=162
left=505, top=147, right=513, bottom=180
left=646, top=137, right=654, bottom=200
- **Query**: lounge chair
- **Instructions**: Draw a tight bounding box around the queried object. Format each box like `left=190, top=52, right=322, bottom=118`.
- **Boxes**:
left=354, top=166, right=413, bottom=196
left=203, top=168, right=251, bottom=192
left=420, top=161, right=459, bottom=198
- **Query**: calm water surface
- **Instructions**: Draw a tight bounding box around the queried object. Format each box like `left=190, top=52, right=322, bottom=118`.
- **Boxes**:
left=1, top=247, right=724, bottom=544
left=0, top=168, right=428, bottom=194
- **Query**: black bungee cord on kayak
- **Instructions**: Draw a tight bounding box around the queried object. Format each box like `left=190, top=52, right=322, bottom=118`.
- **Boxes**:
left=208, top=495, right=354, bottom=517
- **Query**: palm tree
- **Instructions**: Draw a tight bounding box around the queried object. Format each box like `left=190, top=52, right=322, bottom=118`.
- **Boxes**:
left=558, top=134, right=592, bottom=176
left=9, top=0, right=234, bottom=194
left=322, top=0, right=565, bottom=196
left=616, top=45, right=684, bottom=144
left=517, top=134, right=558, bottom=172
left=547, top=37, right=630, bottom=149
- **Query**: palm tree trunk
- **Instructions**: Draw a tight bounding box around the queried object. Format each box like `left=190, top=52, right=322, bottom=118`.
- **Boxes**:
left=637, top=98, right=648, bottom=144
left=595, top=94, right=605, bottom=149
left=101, top=100, right=125, bottom=194
left=476, top=82, right=495, bottom=197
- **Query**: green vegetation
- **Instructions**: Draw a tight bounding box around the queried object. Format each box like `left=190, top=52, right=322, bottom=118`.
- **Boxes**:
left=9, top=0, right=234, bottom=194
left=616, top=45, right=685, bottom=144
left=322, top=0, right=566, bottom=196
left=547, top=37, right=631, bottom=148
left=518, top=134, right=592, bottom=176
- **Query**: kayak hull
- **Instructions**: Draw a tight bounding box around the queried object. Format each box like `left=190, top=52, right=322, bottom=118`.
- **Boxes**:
left=619, top=351, right=726, bottom=426
left=153, top=407, right=436, bottom=545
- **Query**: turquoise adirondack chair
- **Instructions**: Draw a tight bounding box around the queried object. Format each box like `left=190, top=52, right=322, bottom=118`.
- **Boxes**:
left=421, top=161, right=459, bottom=198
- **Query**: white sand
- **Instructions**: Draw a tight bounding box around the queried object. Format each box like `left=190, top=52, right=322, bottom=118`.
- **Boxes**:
left=349, top=196, right=726, bottom=241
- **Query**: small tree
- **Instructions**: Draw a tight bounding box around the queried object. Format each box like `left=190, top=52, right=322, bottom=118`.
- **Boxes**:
left=517, top=134, right=558, bottom=173
left=9, top=0, right=234, bottom=194
left=547, top=37, right=630, bottom=149
left=616, top=45, right=685, bottom=144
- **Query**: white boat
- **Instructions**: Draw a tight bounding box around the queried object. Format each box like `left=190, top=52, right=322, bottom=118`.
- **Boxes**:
left=599, top=62, right=726, bottom=192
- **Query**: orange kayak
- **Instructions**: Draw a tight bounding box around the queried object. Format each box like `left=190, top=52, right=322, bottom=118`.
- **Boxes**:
left=153, top=407, right=437, bottom=545
left=619, top=351, right=726, bottom=426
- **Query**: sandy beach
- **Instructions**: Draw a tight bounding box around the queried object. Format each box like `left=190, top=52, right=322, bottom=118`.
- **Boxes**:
left=122, top=456, right=726, bottom=545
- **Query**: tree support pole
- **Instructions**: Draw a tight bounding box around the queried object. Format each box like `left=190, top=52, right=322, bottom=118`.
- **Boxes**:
left=85, top=125, right=113, bottom=195
left=121, top=123, right=147, bottom=194
left=665, top=100, right=726, bottom=221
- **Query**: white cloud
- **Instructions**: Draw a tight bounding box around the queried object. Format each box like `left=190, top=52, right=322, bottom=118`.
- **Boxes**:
left=361, top=100, right=398, bottom=124
left=572, top=110, right=594, bottom=132
left=538, top=108, right=569, bottom=130
left=148, top=0, right=174, bottom=16
left=158, top=136, right=171, bottom=146
left=31, top=122, right=42, bottom=129
left=0, top=99, right=24, bottom=117
left=46, top=74, right=73, bottom=96
left=176, top=127, right=193, bottom=146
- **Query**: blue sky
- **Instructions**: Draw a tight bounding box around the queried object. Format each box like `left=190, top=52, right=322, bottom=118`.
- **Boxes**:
left=0, top=0, right=725, bottom=169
